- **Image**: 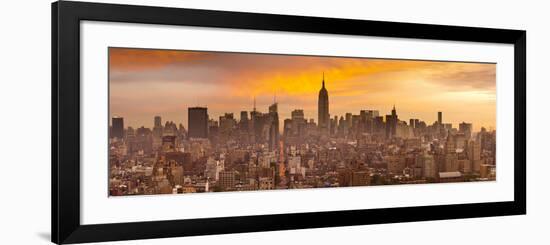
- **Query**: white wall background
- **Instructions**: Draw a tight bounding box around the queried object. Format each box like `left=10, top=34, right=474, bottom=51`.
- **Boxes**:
left=0, top=0, right=546, bottom=244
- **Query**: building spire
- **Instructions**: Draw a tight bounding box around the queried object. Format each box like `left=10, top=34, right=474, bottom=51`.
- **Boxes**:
left=322, top=72, right=325, bottom=88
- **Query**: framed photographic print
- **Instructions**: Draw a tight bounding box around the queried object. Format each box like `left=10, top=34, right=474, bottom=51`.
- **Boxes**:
left=52, top=1, right=526, bottom=244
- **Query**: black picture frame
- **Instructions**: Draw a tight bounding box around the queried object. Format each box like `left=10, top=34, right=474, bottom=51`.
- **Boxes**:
left=52, top=1, right=526, bottom=244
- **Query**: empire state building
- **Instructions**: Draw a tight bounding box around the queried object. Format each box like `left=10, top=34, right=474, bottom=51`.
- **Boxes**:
left=318, top=73, right=329, bottom=135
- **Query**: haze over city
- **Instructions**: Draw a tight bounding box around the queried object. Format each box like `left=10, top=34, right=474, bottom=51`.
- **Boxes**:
left=108, top=48, right=497, bottom=196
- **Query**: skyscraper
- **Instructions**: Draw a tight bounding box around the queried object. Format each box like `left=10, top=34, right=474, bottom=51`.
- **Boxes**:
left=219, top=113, right=236, bottom=141
left=318, top=73, right=329, bottom=135
left=268, top=102, right=280, bottom=151
left=188, top=107, right=208, bottom=139
left=286, top=109, right=306, bottom=139
left=385, top=105, right=398, bottom=139
left=154, top=116, right=162, bottom=128
left=153, top=116, right=163, bottom=136
left=240, top=111, right=248, bottom=122
left=438, top=111, right=443, bottom=125
left=444, top=132, right=459, bottom=172
left=468, top=139, right=482, bottom=172
left=459, top=122, right=473, bottom=139
left=111, top=116, right=124, bottom=139
left=445, top=132, right=456, bottom=154
left=291, top=109, right=305, bottom=120
left=152, top=116, right=163, bottom=150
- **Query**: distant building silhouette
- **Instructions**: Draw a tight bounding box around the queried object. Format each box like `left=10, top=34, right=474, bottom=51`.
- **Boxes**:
left=459, top=122, right=473, bottom=139
left=240, top=111, right=248, bottom=122
left=111, top=116, right=124, bottom=139
left=318, top=73, right=329, bottom=135
left=268, top=102, right=279, bottom=151
left=188, top=107, right=208, bottom=139
left=385, top=105, right=398, bottom=139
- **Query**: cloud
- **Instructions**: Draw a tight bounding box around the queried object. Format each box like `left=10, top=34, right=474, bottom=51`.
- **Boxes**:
left=109, top=48, right=214, bottom=70
left=424, top=62, right=496, bottom=91
left=109, top=48, right=496, bottom=130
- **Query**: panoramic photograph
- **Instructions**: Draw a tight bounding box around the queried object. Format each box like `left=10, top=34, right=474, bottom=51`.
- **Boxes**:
left=108, top=47, right=497, bottom=196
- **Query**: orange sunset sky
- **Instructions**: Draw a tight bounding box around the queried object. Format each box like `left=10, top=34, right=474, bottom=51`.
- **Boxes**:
left=109, top=48, right=496, bottom=131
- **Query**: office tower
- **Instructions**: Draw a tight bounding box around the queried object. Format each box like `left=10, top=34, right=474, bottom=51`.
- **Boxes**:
left=207, top=119, right=219, bottom=143
left=445, top=132, right=456, bottom=154
left=154, top=116, right=162, bottom=127
left=291, top=109, right=304, bottom=120
left=331, top=115, right=338, bottom=135
left=238, top=111, right=249, bottom=134
left=269, top=102, right=277, bottom=114
left=249, top=98, right=260, bottom=143
left=163, top=121, right=177, bottom=136
left=240, top=111, right=248, bottom=122
left=111, top=116, right=124, bottom=139
left=421, top=153, right=437, bottom=178
left=444, top=132, right=459, bottom=171
left=153, top=116, right=163, bottom=134
left=286, top=109, right=306, bottom=139
left=219, top=113, right=236, bottom=143
left=318, top=73, right=329, bottom=135
left=126, top=126, right=135, bottom=138
left=385, top=105, right=398, bottom=139
left=345, top=113, right=352, bottom=126
left=373, top=116, right=384, bottom=135
left=468, top=139, right=482, bottom=172
left=351, top=115, right=361, bottom=136
left=283, top=119, right=292, bottom=138
left=188, top=107, right=208, bottom=139
left=338, top=116, right=346, bottom=136
left=152, top=116, right=163, bottom=150
left=459, top=122, right=473, bottom=139
left=359, top=110, right=369, bottom=133
left=219, top=113, right=235, bottom=131
left=127, top=126, right=153, bottom=154
left=438, top=111, right=443, bottom=125
left=268, top=102, right=279, bottom=151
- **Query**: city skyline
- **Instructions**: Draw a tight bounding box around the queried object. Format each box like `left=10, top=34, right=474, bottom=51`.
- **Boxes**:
left=108, top=47, right=496, bottom=196
left=109, top=48, right=496, bottom=131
